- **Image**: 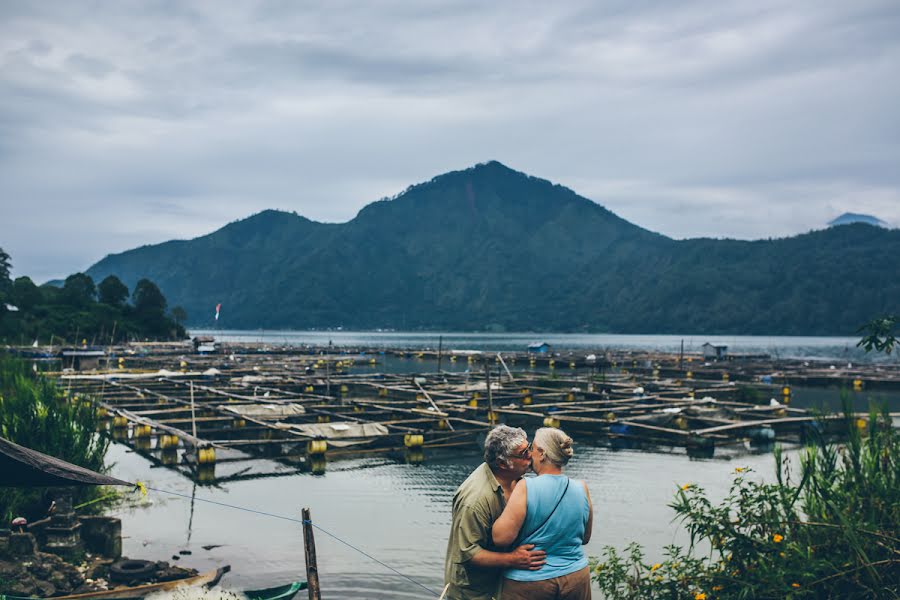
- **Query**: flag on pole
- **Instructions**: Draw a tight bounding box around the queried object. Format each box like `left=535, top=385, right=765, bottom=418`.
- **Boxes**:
left=215, top=303, right=222, bottom=321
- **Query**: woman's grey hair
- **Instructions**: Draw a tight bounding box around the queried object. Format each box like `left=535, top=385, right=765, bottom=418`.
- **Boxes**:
left=483, top=425, right=528, bottom=468
left=534, top=427, right=574, bottom=467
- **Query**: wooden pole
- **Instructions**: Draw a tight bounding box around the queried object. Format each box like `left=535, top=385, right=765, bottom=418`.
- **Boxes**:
left=302, top=507, right=322, bottom=600
left=437, top=335, right=443, bottom=374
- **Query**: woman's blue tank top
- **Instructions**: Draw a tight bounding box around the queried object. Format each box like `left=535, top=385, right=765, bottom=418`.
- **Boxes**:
left=503, top=474, right=589, bottom=581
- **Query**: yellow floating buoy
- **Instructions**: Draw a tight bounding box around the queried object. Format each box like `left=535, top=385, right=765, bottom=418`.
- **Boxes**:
left=369, top=358, right=377, bottom=365
left=688, top=390, right=695, bottom=399
left=468, top=398, right=479, bottom=408
left=112, top=416, right=128, bottom=428
left=450, top=355, right=457, bottom=362
left=134, top=424, right=151, bottom=438
left=487, top=411, right=498, bottom=424
left=722, top=372, right=730, bottom=382
left=605, top=412, right=616, bottom=422
left=437, top=419, right=449, bottom=430
left=305, top=385, right=315, bottom=393
left=340, top=385, right=349, bottom=394
left=404, top=434, right=424, bottom=448
left=566, top=392, right=575, bottom=402
left=96, top=407, right=108, bottom=418
left=198, top=447, right=216, bottom=464
left=686, top=371, right=693, bottom=380
left=782, top=385, right=792, bottom=397
left=674, top=416, right=688, bottom=430
left=569, top=361, right=576, bottom=369
left=529, top=359, right=536, bottom=367
left=378, top=387, right=388, bottom=397
left=317, top=414, right=331, bottom=423
left=159, top=434, right=179, bottom=449
left=852, top=379, right=863, bottom=391
left=549, top=360, right=556, bottom=369
left=520, top=388, right=529, bottom=395
left=307, top=440, right=328, bottom=455
left=233, top=418, right=246, bottom=428
left=523, top=395, right=532, bottom=406
left=543, top=416, right=561, bottom=429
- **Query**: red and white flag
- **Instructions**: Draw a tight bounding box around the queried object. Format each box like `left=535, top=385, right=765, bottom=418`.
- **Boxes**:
left=215, top=303, right=222, bottom=321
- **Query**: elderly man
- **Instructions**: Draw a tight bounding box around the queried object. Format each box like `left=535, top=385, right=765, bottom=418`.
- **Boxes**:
left=444, top=425, right=547, bottom=600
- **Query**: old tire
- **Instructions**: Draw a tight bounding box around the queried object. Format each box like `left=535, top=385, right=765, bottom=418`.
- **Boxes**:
left=109, top=559, right=157, bottom=582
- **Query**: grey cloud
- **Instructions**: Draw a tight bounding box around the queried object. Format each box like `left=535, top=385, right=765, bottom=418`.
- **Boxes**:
left=0, top=0, right=898, bottom=281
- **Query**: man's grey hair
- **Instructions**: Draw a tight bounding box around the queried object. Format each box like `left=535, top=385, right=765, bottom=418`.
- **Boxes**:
left=483, top=425, right=528, bottom=468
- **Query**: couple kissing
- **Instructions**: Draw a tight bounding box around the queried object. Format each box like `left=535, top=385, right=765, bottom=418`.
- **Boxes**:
left=443, top=424, right=594, bottom=600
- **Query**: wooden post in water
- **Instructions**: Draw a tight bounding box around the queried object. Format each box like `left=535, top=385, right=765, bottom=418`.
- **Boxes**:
left=484, top=364, right=494, bottom=419
left=437, top=335, right=443, bottom=374
left=302, top=507, right=322, bottom=600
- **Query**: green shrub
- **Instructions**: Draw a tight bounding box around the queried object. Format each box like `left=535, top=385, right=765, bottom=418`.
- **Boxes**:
left=592, top=400, right=899, bottom=599
left=0, top=355, right=111, bottom=522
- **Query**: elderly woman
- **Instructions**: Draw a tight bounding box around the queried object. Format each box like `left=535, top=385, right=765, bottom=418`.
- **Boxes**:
left=491, top=427, right=593, bottom=600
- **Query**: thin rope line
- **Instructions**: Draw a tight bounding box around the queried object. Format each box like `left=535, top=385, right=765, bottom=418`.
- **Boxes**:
left=143, top=485, right=441, bottom=597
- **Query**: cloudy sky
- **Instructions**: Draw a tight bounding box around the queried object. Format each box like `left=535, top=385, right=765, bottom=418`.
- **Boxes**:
left=2, top=1, right=899, bottom=282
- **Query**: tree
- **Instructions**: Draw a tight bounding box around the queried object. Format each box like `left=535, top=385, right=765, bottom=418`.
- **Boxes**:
left=171, top=305, right=188, bottom=325
left=857, top=314, right=898, bottom=355
left=0, top=246, right=10, bottom=288
left=132, top=279, right=167, bottom=316
left=98, top=275, right=129, bottom=307
left=62, top=273, right=96, bottom=307
left=11, top=276, right=41, bottom=311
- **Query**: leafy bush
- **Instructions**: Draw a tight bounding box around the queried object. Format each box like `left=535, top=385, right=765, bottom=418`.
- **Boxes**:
left=0, top=355, right=111, bottom=522
left=592, top=400, right=899, bottom=599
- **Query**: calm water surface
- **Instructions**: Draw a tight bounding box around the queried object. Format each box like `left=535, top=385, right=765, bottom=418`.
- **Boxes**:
left=107, top=441, right=806, bottom=598
left=110, top=331, right=898, bottom=597
left=191, top=330, right=888, bottom=362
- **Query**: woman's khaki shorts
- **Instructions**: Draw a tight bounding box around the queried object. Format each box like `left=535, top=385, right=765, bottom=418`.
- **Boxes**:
left=501, top=566, right=591, bottom=600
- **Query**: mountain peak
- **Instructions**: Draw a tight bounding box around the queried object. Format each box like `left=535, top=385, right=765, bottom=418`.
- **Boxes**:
left=828, top=212, right=888, bottom=228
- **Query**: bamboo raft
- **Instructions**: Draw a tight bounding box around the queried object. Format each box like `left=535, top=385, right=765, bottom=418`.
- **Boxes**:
left=36, top=340, right=896, bottom=482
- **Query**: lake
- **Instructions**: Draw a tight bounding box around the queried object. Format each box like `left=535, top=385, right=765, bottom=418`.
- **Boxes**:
left=104, top=331, right=898, bottom=597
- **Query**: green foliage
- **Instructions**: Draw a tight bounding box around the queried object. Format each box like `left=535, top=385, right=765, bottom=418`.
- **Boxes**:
left=98, top=275, right=129, bottom=307
left=62, top=273, right=97, bottom=307
left=133, top=278, right=166, bottom=316
left=857, top=315, right=898, bottom=355
left=0, top=355, right=111, bottom=522
left=11, top=276, right=41, bottom=311
left=82, top=163, right=900, bottom=333
left=591, top=403, right=899, bottom=599
left=733, top=385, right=763, bottom=404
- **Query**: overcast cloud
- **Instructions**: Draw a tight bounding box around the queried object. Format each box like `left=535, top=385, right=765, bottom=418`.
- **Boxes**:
left=1, top=0, right=899, bottom=282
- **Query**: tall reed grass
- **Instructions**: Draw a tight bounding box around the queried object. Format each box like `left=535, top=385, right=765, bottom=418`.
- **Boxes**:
left=0, top=354, right=110, bottom=522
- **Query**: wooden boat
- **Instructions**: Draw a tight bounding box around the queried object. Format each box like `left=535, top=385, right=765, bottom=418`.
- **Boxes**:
left=245, top=580, right=308, bottom=600
left=14, top=566, right=231, bottom=600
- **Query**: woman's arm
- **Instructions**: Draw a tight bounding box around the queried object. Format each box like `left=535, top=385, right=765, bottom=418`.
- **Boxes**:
left=491, top=479, right=528, bottom=547
left=582, top=481, right=593, bottom=545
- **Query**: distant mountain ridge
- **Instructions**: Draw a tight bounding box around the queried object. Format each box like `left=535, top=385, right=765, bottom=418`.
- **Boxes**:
left=86, top=161, right=900, bottom=335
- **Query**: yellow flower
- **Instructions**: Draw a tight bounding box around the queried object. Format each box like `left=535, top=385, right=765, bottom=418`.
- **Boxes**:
left=712, top=585, right=723, bottom=591
left=651, top=563, right=662, bottom=571
left=779, top=552, right=785, bottom=558
left=773, top=534, right=784, bottom=543
left=695, top=593, right=707, bottom=600
left=734, top=467, right=746, bottom=473
left=681, top=483, right=693, bottom=491
left=791, top=583, right=801, bottom=588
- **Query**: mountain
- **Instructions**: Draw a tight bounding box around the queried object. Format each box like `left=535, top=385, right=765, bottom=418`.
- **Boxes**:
left=86, top=161, right=900, bottom=335
left=828, top=213, right=888, bottom=228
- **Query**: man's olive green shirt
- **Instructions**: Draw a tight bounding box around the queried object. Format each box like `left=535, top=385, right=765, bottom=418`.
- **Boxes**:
left=444, top=463, right=507, bottom=600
